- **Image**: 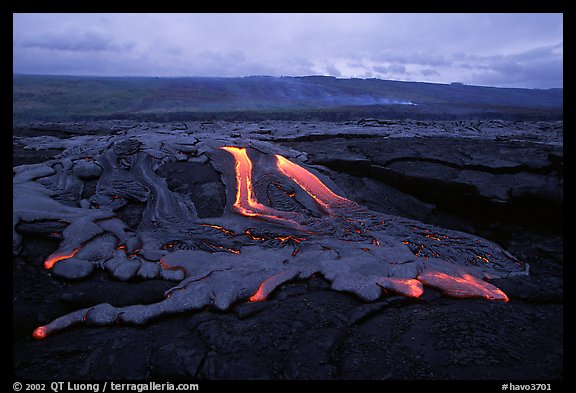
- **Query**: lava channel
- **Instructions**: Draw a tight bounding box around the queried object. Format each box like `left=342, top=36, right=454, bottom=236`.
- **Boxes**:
left=221, top=146, right=301, bottom=226
left=275, top=154, right=352, bottom=212
left=43, top=247, right=80, bottom=269
left=222, top=146, right=355, bottom=222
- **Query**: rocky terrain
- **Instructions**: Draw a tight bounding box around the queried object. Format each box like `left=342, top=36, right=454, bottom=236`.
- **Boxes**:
left=12, top=119, right=563, bottom=381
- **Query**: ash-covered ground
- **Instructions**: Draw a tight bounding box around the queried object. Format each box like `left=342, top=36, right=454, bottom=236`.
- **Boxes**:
left=13, top=119, right=563, bottom=380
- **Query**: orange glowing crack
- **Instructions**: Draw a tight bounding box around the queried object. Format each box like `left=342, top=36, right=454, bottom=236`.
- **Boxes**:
left=274, top=235, right=305, bottom=244
left=245, top=229, right=267, bottom=241
left=476, top=255, right=491, bottom=263
left=159, top=259, right=185, bottom=272
left=275, top=154, right=351, bottom=211
left=204, top=242, right=241, bottom=254
left=43, top=247, right=80, bottom=269
left=200, top=223, right=235, bottom=236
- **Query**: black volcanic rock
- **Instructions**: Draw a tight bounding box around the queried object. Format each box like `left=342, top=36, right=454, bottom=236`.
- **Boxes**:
left=280, top=135, right=562, bottom=235
left=157, top=160, right=227, bottom=218
left=12, top=120, right=562, bottom=381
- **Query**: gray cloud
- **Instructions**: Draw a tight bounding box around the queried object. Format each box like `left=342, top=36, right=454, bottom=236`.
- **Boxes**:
left=324, top=63, right=342, bottom=77
left=464, top=43, right=563, bottom=88
left=372, top=64, right=407, bottom=75
left=15, top=22, right=135, bottom=53
left=420, top=68, right=441, bottom=77
left=371, top=51, right=450, bottom=68
left=12, top=13, right=563, bottom=88
left=20, top=30, right=111, bottom=52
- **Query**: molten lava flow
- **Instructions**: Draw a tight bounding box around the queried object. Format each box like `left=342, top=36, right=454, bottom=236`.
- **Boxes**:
left=222, top=146, right=355, bottom=222
left=419, top=271, right=509, bottom=302
left=221, top=146, right=269, bottom=217
left=249, top=281, right=270, bottom=302
left=249, top=271, right=297, bottom=302
left=377, top=277, right=424, bottom=298
left=275, top=154, right=351, bottom=212
left=397, top=279, right=425, bottom=298
left=32, top=326, right=48, bottom=340
left=221, top=146, right=303, bottom=226
left=43, top=247, right=80, bottom=269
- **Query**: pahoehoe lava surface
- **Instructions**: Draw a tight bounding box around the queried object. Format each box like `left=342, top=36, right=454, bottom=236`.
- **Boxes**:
left=13, top=120, right=562, bottom=380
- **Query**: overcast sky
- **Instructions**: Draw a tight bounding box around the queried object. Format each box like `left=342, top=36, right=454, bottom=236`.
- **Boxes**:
left=12, top=13, right=563, bottom=89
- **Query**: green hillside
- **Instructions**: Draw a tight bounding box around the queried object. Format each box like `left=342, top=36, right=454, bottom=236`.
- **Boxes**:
left=13, top=74, right=563, bottom=121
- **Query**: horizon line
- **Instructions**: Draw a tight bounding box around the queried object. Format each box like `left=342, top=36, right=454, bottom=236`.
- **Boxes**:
left=12, top=73, right=563, bottom=91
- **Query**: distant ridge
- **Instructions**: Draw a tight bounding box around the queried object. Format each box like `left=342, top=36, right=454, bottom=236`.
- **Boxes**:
left=13, top=74, right=563, bottom=122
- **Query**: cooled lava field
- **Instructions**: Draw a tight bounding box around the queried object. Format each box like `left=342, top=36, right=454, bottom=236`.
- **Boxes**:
left=12, top=119, right=563, bottom=380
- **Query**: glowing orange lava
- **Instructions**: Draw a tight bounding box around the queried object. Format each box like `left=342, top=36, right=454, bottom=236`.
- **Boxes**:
left=476, top=255, right=491, bottom=263
left=221, top=146, right=304, bottom=227
left=32, top=326, right=47, bottom=340
left=43, top=247, right=80, bottom=269
left=249, top=281, right=269, bottom=302
left=377, top=277, right=424, bottom=298
left=200, top=223, right=235, bottom=236
left=221, top=146, right=269, bottom=217
left=400, top=279, right=425, bottom=298
left=222, top=146, right=353, bottom=222
left=275, top=235, right=305, bottom=244
left=204, top=242, right=241, bottom=254
left=275, top=154, right=351, bottom=212
left=159, top=259, right=185, bottom=272
left=249, top=272, right=295, bottom=302
left=420, top=271, right=508, bottom=302
left=245, top=229, right=267, bottom=241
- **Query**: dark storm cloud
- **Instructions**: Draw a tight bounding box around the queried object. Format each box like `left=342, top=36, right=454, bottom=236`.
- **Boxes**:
left=12, top=13, right=563, bottom=88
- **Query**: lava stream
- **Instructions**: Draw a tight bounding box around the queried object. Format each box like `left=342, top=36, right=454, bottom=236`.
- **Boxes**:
left=43, top=247, right=80, bottom=269
left=221, top=146, right=304, bottom=227
left=222, top=146, right=354, bottom=223
left=221, top=146, right=269, bottom=217
left=275, top=154, right=351, bottom=212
